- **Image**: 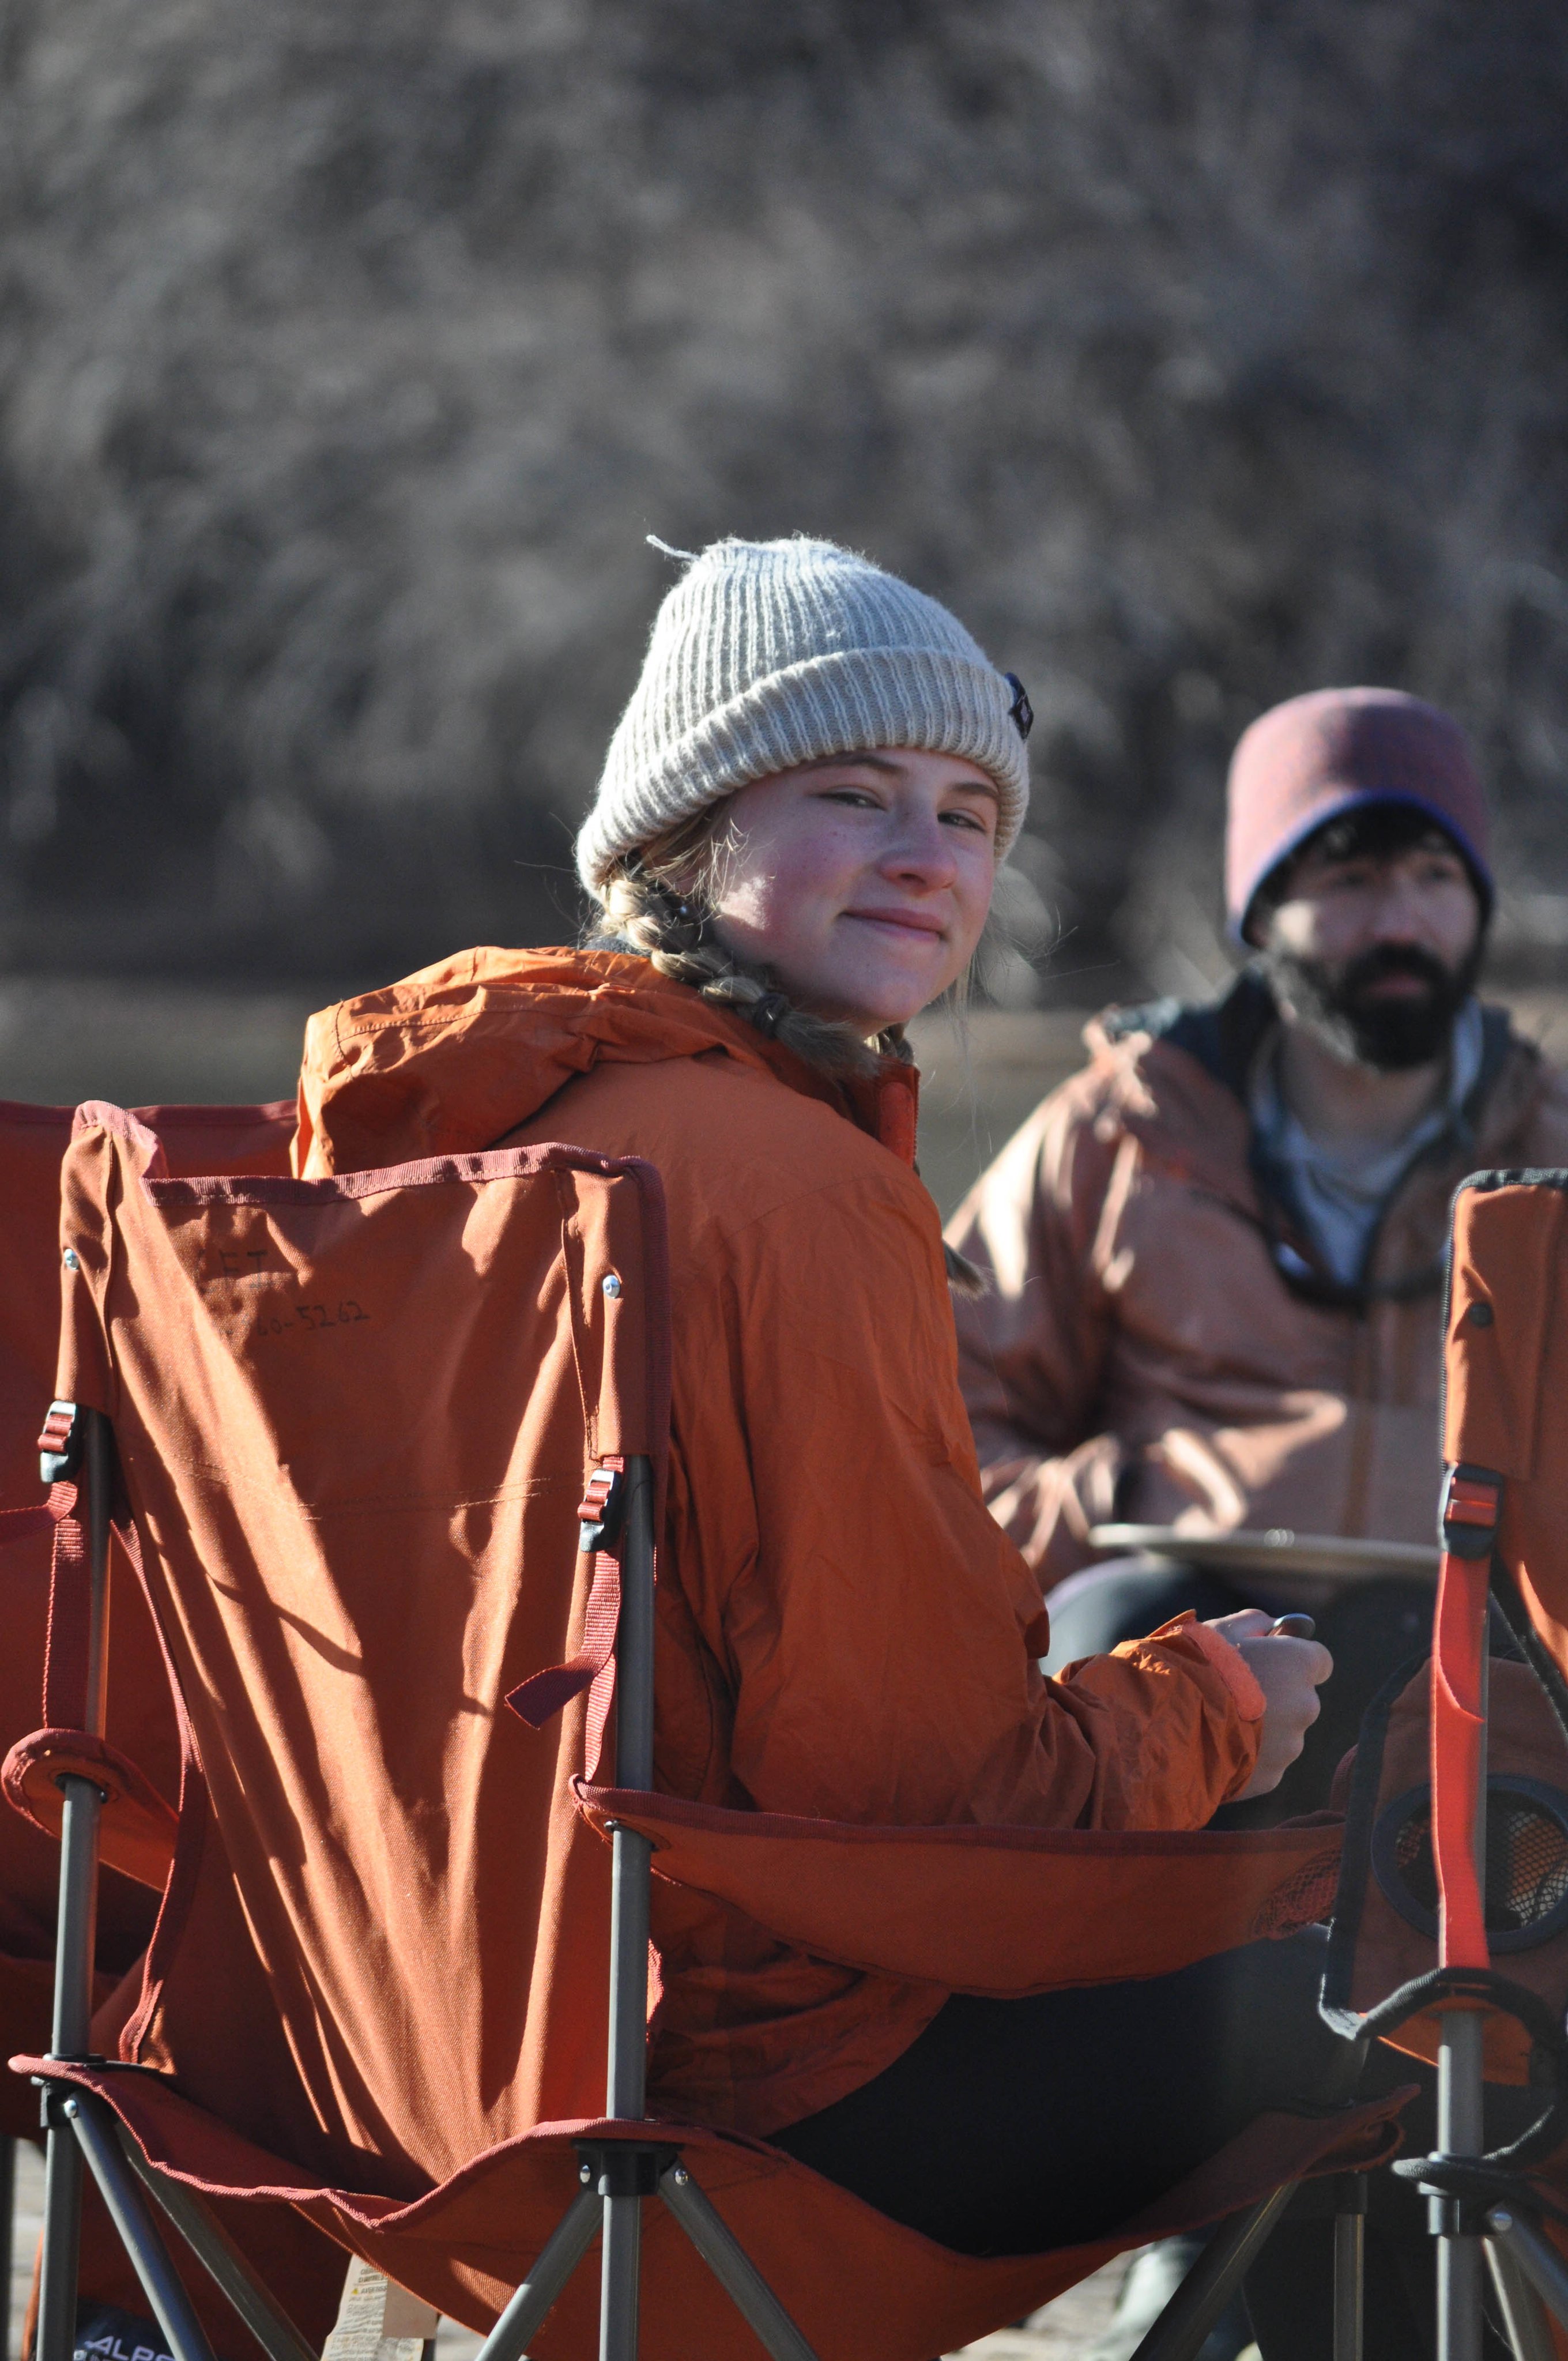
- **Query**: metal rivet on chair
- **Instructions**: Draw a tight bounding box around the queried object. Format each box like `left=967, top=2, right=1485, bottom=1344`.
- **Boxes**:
left=602, top=1274, right=622, bottom=1298
left=62, top=1249, right=80, bottom=1271
left=1467, top=1301, right=1494, bottom=1329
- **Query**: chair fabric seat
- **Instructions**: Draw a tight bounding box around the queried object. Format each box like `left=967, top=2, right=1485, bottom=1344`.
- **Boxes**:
left=17, top=2055, right=1405, bottom=2361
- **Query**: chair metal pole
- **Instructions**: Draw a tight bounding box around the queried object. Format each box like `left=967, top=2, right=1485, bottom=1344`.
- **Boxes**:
left=472, top=2188, right=604, bottom=2361
left=67, top=2097, right=217, bottom=2361
left=1485, top=2208, right=1568, bottom=2340
left=1437, top=1643, right=1490, bottom=2361
left=601, top=1456, right=655, bottom=2361
left=1332, top=2175, right=1366, bottom=2361
left=1128, top=2185, right=1296, bottom=2361
left=37, top=1410, right=114, bottom=2361
left=118, top=2128, right=319, bottom=2361
left=0, top=2133, right=14, bottom=2361
left=1483, top=2218, right=1559, bottom=2361
left=659, top=2163, right=820, bottom=2361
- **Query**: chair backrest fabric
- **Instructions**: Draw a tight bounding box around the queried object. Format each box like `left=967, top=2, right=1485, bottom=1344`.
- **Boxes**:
left=0, top=1100, right=294, bottom=1983
left=1332, top=1168, right=1568, bottom=2083
left=56, top=1103, right=669, bottom=2197
left=1445, top=1174, right=1568, bottom=1675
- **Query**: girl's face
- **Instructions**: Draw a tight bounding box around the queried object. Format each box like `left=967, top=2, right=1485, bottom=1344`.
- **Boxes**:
left=707, top=748, right=1000, bottom=1034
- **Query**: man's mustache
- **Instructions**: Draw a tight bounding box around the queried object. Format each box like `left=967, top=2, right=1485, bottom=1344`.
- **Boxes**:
left=1338, top=944, right=1454, bottom=999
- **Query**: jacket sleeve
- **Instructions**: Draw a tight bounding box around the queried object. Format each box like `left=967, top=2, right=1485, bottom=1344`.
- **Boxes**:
left=661, top=1165, right=1261, bottom=1836
left=944, top=1080, right=1127, bottom=1584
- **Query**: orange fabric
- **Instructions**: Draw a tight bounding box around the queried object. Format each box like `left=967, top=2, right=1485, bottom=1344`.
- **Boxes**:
left=0, top=1099, right=288, bottom=2126
left=1430, top=1549, right=1491, bottom=1971
left=2, top=1728, right=177, bottom=1891
left=1444, top=1180, right=1568, bottom=1682
left=946, top=1007, right=1568, bottom=1584
left=575, top=1783, right=1345, bottom=1988
left=294, top=947, right=1266, bottom=2135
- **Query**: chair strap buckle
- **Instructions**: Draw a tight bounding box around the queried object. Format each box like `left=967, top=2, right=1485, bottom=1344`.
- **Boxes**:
left=38, top=1402, right=83, bottom=1486
left=578, top=1465, right=626, bottom=1556
left=1439, top=1462, right=1501, bottom=1560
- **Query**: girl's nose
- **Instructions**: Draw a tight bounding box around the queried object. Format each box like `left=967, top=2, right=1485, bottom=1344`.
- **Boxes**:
left=879, top=811, right=957, bottom=887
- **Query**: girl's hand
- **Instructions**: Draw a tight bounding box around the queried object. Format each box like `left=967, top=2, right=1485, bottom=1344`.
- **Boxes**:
left=1204, top=1609, right=1334, bottom=1799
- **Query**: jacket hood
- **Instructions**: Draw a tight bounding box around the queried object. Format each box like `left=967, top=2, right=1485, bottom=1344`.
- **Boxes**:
left=293, top=945, right=918, bottom=1177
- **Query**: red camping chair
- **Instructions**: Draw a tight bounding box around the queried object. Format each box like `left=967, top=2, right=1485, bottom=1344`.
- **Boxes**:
left=0, top=1099, right=297, bottom=2353
left=10, top=1104, right=1405, bottom=2361
left=1318, top=1169, right=1568, bottom=2361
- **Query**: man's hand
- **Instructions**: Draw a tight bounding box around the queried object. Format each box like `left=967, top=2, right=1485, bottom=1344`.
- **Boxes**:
left=1205, top=1609, right=1334, bottom=1799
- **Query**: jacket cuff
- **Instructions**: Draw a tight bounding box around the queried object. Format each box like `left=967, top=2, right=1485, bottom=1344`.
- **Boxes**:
left=1150, top=1611, right=1268, bottom=1722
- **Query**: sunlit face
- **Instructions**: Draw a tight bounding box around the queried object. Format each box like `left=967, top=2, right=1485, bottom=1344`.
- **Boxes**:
left=1258, top=831, right=1484, bottom=1071
left=1262, top=835, right=1480, bottom=978
left=706, top=749, right=1000, bottom=1034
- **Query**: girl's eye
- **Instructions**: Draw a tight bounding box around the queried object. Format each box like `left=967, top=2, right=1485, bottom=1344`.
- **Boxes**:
left=941, top=808, right=992, bottom=835
left=819, top=787, right=883, bottom=809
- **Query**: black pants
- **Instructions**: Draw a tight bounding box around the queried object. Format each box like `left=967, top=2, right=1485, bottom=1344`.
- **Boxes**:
left=774, top=1928, right=1358, bottom=2257
left=775, top=1934, right=1537, bottom=2359
left=1043, top=1561, right=1435, bottom=1824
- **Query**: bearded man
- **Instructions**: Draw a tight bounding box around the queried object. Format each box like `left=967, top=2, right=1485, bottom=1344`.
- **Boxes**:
left=949, top=686, right=1568, bottom=1824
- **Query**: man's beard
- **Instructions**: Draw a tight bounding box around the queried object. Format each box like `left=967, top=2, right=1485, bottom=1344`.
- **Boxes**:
left=1261, top=939, right=1483, bottom=1071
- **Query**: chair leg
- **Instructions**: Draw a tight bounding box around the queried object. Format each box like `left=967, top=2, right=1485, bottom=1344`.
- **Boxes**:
left=1126, top=2184, right=1296, bottom=2361
left=1483, top=2223, right=1558, bottom=2361
left=35, top=2109, right=83, bottom=2361
left=65, top=2095, right=218, bottom=2361
left=1435, top=2010, right=1488, bottom=2361
left=471, top=2187, right=603, bottom=2361
left=1482, top=2209, right=1568, bottom=2344
left=1332, top=2174, right=1366, bottom=2361
left=659, top=2162, right=820, bottom=2361
left=600, top=2191, right=641, bottom=2361
left=0, top=2134, right=14, bottom=2361
left=116, top=2123, right=318, bottom=2361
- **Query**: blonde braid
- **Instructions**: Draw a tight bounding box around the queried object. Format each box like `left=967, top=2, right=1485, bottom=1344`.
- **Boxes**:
left=595, top=867, right=884, bottom=1076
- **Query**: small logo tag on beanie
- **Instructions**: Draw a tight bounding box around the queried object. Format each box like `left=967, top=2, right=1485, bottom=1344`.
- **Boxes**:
left=1004, top=673, right=1034, bottom=740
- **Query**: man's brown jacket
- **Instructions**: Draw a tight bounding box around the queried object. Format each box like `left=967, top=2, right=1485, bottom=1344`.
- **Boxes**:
left=947, top=971, right=1568, bottom=1588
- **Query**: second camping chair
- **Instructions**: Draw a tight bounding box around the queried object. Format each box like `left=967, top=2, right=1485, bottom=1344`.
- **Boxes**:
left=1323, top=1166, right=1568, bottom=2361
left=12, top=1104, right=1405, bottom=2361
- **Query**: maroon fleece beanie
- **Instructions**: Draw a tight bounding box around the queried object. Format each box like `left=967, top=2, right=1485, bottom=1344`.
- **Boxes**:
left=1226, top=687, right=1491, bottom=942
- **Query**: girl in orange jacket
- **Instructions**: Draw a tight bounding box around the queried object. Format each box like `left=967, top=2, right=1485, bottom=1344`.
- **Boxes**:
left=296, top=537, right=1348, bottom=2288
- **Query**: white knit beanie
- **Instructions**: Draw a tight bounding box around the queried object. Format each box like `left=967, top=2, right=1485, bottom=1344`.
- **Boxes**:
left=576, top=536, right=1032, bottom=891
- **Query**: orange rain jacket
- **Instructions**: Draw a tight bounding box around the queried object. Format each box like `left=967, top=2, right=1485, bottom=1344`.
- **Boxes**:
left=294, top=948, right=1267, bottom=2137
left=947, top=974, right=1568, bottom=1588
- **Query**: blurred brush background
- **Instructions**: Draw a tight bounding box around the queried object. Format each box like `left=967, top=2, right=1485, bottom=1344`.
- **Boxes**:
left=3, top=0, right=1568, bottom=1194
